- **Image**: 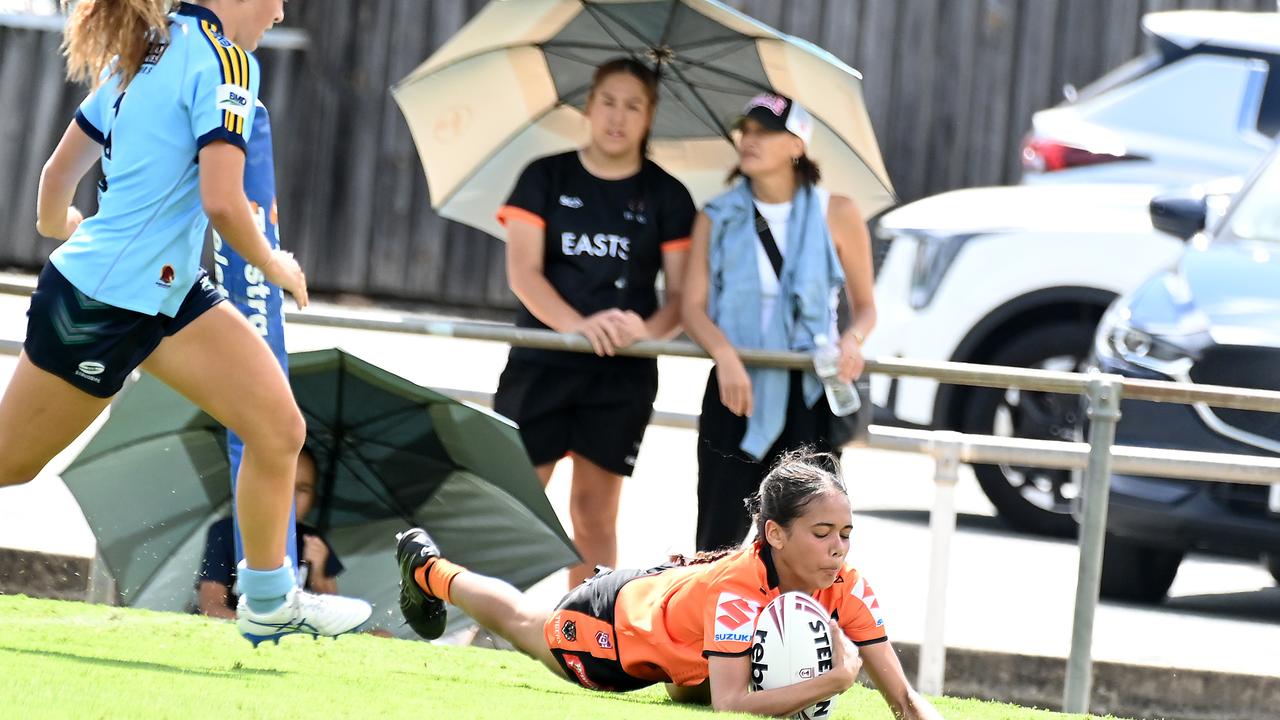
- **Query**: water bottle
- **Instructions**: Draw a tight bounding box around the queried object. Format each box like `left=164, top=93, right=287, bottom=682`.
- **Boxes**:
left=813, top=334, right=861, bottom=416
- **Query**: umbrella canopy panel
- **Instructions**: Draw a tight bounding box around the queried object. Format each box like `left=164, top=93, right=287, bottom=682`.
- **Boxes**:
left=61, top=348, right=579, bottom=624
left=395, top=0, right=894, bottom=240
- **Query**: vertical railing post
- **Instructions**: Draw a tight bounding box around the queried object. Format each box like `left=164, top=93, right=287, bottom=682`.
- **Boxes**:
left=1064, top=375, right=1123, bottom=713
left=918, top=431, right=962, bottom=696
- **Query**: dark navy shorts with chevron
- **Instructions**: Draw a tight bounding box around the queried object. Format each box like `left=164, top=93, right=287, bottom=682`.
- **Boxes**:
left=24, top=263, right=224, bottom=397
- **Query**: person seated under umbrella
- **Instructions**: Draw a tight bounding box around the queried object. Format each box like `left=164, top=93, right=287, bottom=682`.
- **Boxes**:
left=196, top=447, right=344, bottom=618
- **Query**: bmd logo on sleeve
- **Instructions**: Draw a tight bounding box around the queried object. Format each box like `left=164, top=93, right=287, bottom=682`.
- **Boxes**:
left=713, top=592, right=761, bottom=643
left=215, top=84, right=252, bottom=119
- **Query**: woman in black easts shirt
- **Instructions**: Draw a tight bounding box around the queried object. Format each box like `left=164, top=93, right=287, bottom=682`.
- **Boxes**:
left=494, top=58, right=696, bottom=588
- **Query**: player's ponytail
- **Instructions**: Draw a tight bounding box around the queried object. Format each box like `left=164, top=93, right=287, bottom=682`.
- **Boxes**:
left=749, top=448, right=846, bottom=541
left=62, top=0, right=174, bottom=87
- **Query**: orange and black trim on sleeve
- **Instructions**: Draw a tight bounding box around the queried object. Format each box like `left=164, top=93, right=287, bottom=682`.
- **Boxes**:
left=662, top=236, right=692, bottom=253
left=496, top=205, right=546, bottom=230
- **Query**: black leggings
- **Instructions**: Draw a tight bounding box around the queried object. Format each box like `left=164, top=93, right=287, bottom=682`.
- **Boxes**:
left=695, top=369, right=838, bottom=552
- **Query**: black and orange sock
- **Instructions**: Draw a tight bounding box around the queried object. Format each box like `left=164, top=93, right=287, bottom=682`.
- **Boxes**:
left=413, top=557, right=466, bottom=604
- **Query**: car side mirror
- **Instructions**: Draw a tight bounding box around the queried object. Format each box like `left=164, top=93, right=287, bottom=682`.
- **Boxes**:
left=1149, top=194, right=1207, bottom=241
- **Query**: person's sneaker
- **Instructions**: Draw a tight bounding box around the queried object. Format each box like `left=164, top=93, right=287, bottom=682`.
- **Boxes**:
left=395, top=527, right=447, bottom=640
left=236, top=588, right=372, bottom=647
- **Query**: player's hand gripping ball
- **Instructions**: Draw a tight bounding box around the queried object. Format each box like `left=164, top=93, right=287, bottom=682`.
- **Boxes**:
left=750, top=592, right=841, bottom=720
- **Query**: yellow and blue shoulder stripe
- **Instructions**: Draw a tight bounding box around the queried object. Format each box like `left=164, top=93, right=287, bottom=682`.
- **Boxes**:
left=198, top=20, right=252, bottom=136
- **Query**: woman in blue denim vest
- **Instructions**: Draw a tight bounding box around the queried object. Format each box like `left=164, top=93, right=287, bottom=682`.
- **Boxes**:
left=682, top=94, right=877, bottom=552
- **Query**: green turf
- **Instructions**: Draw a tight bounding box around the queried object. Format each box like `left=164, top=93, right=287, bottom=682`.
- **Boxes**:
left=0, top=595, right=1124, bottom=719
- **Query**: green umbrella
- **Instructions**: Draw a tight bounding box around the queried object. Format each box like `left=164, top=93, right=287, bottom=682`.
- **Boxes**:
left=62, top=348, right=579, bottom=636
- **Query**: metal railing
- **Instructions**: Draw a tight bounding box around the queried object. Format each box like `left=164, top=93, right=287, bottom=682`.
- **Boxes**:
left=0, top=11, right=311, bottom=49
left=281, top=310, right=1280, bottom=713
left=3, top=278, right=1279, bottom=712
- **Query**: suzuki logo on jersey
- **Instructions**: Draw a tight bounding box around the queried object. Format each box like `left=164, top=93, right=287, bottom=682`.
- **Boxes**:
left=714, top=592, right=761, bottom=642
left=215, top=84, right=252, bottom=119
left=850, top=576, right=885, bottom=627
left=561, top=232, right=630, bottom=260
left=559, top=195, right=584, bottom=208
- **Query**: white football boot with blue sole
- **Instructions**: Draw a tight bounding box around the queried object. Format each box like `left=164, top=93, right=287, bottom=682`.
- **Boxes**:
left=236, top=587, right=372, bottom=647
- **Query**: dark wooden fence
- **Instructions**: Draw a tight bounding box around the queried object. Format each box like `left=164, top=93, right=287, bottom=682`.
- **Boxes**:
left=0, top=0, right=1273, bottom=310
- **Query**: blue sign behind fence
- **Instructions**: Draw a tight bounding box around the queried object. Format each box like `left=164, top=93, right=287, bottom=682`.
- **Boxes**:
left=211, top=102, right=297, bottom=574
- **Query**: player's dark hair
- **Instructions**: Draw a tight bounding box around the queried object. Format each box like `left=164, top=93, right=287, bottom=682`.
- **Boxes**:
left=727, top=154, right=822, bottom=188
left=747, top=448, right=845, bottom=541
left=588, top=57, right=661, bottom=157
left=62, top=0, right=175, bottom=87
left=668, top=549, right=736, bottom=566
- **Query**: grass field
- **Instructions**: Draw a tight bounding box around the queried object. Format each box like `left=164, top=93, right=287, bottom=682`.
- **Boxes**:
left=0, top=595, right=1126, bottom=719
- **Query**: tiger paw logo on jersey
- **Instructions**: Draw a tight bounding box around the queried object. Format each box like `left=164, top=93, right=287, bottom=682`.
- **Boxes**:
left=850, top=576, right=884, bottom=627
left=713, top=592, right=761, bottom=643
left=156, top=264, right=176, bottom=288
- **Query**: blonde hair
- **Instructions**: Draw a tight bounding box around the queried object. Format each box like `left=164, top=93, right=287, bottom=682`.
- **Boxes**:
left=62, top=0, right=175, bottom=87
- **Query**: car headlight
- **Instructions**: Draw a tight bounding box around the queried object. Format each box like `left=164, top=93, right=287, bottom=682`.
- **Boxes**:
left=908, top=232, right=973, bottom=310
left=1095, top=304, right=1194, bottom=375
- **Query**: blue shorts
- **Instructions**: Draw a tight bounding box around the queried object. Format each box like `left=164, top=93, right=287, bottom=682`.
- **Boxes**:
left=23, top=263, right=224, bottom=397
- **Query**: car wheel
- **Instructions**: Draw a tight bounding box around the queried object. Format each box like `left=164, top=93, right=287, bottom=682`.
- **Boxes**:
left=961, top=321, right=1095, bottom=537
left=1100, top=535, right=1183, bottom=603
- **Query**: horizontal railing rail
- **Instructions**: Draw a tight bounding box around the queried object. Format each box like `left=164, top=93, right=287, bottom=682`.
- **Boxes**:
left=0, top=279, right=1274, bottom=713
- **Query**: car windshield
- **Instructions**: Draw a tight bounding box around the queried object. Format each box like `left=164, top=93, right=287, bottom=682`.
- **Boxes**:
left=1223, top=154, right=1280, bottom=245
left=1072, top=51, right=1164, bottom=103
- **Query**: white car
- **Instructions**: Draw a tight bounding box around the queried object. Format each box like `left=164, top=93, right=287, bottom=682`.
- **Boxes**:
left=865, top=183, right=1188, bottom=535
left=1021, top=10, right=1280, bottom=186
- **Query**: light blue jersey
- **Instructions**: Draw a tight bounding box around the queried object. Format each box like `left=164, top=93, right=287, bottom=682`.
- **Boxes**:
left=50, top=2, right=259, bottom=316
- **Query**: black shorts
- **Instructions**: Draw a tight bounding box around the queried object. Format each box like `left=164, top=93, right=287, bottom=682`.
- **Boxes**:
left=696, top=370, right=839, bottom=551
left=23, top=263, right=224, bottom=397
left=494, top=359, right=658, bottom=476
left=544, top=565, right=669, bottom=692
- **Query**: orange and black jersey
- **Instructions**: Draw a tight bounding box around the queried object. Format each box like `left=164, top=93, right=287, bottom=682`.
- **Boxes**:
left=497, top=151, right=695, bottom=370
left=607, top=544, right=888, bottom=687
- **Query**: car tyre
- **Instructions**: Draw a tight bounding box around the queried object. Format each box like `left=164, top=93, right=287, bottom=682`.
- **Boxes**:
left=961, top=320, right=1096, bottom=536
left=1266, top=555, right=1280, bottom=586
left=1099, top=534, right=1183, bottom=603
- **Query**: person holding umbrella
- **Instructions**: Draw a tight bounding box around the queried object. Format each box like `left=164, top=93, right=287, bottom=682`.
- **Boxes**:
left=2, top=0, right=369, bottom=643
left=493, top=57, right=696, bottom=588
left=681, top=93, right=878, bottom=552
left=197, top=447, right=345, bottom=618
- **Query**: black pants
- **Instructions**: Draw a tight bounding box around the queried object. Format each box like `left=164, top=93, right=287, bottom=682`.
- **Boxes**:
left=695, top=369, right=838, bottom=552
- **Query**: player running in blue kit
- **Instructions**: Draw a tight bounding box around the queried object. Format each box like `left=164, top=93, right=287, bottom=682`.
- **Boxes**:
left=0, top=0, right=369, bottom=643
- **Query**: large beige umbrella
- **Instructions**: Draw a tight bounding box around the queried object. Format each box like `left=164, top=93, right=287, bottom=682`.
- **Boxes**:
left=393, top=0, right=895, bottom=239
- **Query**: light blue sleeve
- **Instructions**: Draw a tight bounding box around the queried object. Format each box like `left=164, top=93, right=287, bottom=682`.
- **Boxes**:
left=74, top=67, right=119, bottom=146
left=188, top=43, right=260, bottom=152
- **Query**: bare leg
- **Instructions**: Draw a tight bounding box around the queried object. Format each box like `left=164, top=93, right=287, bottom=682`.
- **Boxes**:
left=141, top=303, right=305, bottom=569
left=0, top=354, right=109, bottom=486
left=447, top=571, right=563, bottom=677
left=566, top=453, right=624, bottom=588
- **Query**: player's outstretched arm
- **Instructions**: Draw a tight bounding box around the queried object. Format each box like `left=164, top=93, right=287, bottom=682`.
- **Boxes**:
left=36, top=120, right=98, bottom=240
left=859, top=641, right=945, bottom=720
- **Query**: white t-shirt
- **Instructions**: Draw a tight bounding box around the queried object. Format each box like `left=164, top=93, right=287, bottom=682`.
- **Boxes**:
left=753, top=187, right=838, bottom=338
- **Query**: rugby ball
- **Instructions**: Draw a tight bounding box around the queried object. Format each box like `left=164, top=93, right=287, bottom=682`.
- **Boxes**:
left=750, top=592, right=838, bottom=720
